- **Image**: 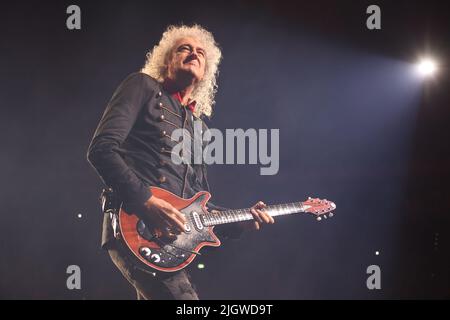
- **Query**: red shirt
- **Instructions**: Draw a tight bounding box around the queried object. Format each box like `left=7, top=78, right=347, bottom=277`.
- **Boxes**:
left=172, top=91, right=196, bottom=113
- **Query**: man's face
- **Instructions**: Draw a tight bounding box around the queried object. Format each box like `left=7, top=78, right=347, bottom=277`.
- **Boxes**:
left=167, top=37, right=206, bottom=83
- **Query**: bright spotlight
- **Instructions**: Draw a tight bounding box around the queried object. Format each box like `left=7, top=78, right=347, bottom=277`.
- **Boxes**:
left=416, top=58, right=437, bottom=77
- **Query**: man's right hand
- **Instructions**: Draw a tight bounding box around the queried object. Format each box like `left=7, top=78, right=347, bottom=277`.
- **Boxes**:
left=143, top=195, right=187, bottom=240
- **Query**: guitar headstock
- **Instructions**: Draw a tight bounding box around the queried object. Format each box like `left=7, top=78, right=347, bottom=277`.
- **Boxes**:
left=302, top=197, right=336, bottom=221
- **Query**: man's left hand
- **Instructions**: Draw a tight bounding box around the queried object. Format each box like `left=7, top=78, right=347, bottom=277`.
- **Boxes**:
left=242, top=201, right=275, bottom=231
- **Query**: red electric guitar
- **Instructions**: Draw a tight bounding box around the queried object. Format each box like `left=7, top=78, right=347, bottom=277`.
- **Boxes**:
left=112, top=187, right=336, bottom=272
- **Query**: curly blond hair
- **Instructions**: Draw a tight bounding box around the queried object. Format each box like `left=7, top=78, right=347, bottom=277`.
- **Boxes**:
left=141, top=24, right=222, bottom=118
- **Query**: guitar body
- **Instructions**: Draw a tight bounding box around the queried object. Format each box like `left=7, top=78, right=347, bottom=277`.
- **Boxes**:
left=114, top=186, right=336, bottom=273
left=119, top=187, right=221, bottom=272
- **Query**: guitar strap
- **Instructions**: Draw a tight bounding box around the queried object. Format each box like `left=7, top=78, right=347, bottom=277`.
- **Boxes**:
left=99, top=188, right=122, bottom=239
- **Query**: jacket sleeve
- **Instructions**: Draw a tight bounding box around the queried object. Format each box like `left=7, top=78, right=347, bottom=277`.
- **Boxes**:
left=87, top=73, right=155, bottom=215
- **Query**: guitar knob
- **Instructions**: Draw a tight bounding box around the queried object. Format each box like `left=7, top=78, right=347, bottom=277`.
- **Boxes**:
left=317, top=217, right=322, bottom=221
left=329, top=212, right=334, bottom=217
left=140, top=247, right=152, bottom=257
left=151, top=253, right=161, bottom=263
left=323, top=215, right=328, bottom=219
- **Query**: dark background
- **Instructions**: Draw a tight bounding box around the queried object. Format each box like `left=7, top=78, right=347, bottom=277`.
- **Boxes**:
left=1, top=0, right=449, bottom=299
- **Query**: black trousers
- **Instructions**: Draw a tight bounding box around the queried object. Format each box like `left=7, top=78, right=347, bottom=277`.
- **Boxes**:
left=107, top=240, right=199, bottom=300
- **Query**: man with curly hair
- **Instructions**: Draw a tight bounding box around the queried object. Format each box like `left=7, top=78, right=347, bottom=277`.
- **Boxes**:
left=87, top=24, right=274, bottom=300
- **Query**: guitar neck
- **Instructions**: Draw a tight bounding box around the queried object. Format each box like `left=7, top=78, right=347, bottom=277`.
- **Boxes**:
left=202, top=202, right=306, bottom=227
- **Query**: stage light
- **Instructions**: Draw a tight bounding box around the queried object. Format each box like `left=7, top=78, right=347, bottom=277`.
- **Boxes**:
left=416, top=58, right=437, bottom=77
left=197, top=263, right=205, bottom=269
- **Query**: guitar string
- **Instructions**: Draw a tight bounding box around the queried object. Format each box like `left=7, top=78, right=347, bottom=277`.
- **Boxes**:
left=202, top=202, right=307, bottom=226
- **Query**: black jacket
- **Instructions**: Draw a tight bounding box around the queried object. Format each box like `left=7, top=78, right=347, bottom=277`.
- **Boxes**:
left=87, top=72, right=241, bottom=247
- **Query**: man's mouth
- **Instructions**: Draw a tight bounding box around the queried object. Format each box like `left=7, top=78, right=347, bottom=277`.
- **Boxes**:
left=185, top=59, right=199, bottom=66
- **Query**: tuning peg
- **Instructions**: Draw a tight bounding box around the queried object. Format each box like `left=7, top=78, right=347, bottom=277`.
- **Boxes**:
left=316, top=216, right=322, bottom=221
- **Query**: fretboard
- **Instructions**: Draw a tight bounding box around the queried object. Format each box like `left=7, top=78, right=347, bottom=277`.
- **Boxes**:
left=202, top=202, right=305, bottom=227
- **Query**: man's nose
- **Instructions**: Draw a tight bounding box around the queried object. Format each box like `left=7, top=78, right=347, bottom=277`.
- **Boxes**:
left=190, top=50, right=200, bottom=58
left=187, top=51, right=200, bottom=61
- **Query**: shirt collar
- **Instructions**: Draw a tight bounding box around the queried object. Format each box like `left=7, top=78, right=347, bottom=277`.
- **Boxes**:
left=172, top=91, right=197, bottom=113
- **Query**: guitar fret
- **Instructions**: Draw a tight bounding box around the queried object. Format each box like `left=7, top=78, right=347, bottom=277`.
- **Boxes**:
left=204, top=213, right=210, bottom=226
left=234, top=210, right=240, bottom=221
left=235, top=211, right=242, bottom=222
left=231, top=211, right=237, bottom=223
left=278, top=204, right=284, bottom=215
left=271, top=205, right=281, bottom=216
left=285, top=204, right=291, bottom=214
left=227, top=211, right=233, bottom=222
left=242, top=210, right=248, bottom=221
left=290, top=203, right=297, bottom=213
left=286, top=203, right=292, bottom=213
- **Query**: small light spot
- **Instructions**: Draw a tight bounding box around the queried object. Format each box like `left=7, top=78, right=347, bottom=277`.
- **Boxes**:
left=197, top=263, right=205, bottom=269
left=375, top=251, right=380, bottom=256
left=77, top=213, right=82, bottom=219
